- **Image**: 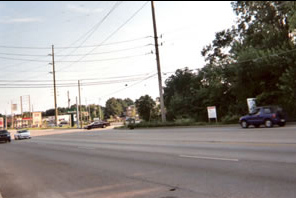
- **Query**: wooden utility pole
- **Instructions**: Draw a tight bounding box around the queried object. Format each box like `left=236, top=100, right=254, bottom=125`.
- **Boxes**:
left=78, top=80, right=82, bottom=128
left=98, top=98, right=102, bottom=121
left=76, top=96, right=80, bottom=128
left=20, top=96, right=23, bottom=117
left=11, top=101, right=14, bottom=129
left=151, top=1, right=166, bottom=122
left=51, top=45, right=58, bottom=126
left=28, top=95, right=31, bottom=127
left=67, top=91, right=70, bottom=109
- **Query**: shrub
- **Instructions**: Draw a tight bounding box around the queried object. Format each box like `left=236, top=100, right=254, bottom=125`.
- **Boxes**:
left=221, top=114, right=240, bottom=124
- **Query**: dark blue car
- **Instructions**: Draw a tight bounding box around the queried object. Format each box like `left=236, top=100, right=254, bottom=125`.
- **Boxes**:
left=239, top=106, right=286, bottom=128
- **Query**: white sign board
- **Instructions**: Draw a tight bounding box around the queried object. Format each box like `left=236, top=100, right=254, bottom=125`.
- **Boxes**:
left=207, top=106, right=217, bottom=119
left=247, top=98, right=256, bottom=113
left=12, top=104, right=17, bottom=112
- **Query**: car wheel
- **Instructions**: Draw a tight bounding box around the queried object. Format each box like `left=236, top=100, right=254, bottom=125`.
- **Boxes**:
left=102, top=125, right=106, bottom=128
left=264, top=119, right=273, bottom=128
left=241, top=120, right=248, bottom=128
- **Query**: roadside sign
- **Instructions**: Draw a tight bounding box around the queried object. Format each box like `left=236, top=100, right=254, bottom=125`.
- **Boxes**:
left=207, top=106, right=217, bottom=119
left=0, top=117, right=3, bottom=128
left=247, top=98, right=256, bottom=113
left=12, top=104, right=17, bottom=112
left=207, top=106, right=217, bottom=123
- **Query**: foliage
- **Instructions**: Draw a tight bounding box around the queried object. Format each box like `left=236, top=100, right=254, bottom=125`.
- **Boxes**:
left=124, top=98, right=134, bottom=106
left=123, top=121, right=210, bottom=129
left=221, top=114, right=241, bottom=124
left=105, top=97, right=123, bottom=117
left=104, top=97, right=134, bottom=118
left=135, top=95, right=157, bottom=121
left=163, top=1, right=296, bottom=121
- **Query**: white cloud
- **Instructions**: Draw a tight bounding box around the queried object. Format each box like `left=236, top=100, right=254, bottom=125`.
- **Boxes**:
left=0, top=17, right=42, bottom=24
left=66, top=4, right=103, bottom=14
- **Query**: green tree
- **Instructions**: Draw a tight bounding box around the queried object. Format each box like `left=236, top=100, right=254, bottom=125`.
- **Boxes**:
left=135, top=95, right=156, bottom=121
left=124, top=98, right=134, bottom=106
left=105, top=97, right=123, bottom=118
left=200, top=1, right=296, bottom=118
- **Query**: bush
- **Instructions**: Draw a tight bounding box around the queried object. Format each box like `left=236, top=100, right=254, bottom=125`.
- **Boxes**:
left=221, top=114, right=240, bottom=124
left=120, top=120, right=209, bottom=129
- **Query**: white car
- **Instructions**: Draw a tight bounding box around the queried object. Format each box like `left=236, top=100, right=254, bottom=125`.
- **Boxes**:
left=14, top=130, right=31, bottom=140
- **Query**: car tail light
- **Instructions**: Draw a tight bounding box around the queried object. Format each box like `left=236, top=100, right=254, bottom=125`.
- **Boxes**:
left=272, top=113, right=276, bottom=118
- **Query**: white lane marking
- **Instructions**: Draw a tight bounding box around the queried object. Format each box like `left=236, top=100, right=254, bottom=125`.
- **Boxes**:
left=179, top=155, right=239, bottom=162
left=0, top=192, right=3, bottom=198
left=77, top=146, right=96, bottom=150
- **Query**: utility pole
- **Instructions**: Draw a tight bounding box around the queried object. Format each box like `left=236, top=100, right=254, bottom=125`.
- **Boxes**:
left=29, top=95, right=31, bottom=127
left=67, top=91, right=70, bottom=109
left=98, top=98, right=102, bottom=121
left=51, top=45, right=58, bottom=126
left=151, top=1, right=166, bottom=122
left=20, top=96, right=23, bottom=117
left=78, top=80, right=82, bottom=128
left=11, top=101, right=14, bottom=129
left=76, top=96, right=80, bottom=128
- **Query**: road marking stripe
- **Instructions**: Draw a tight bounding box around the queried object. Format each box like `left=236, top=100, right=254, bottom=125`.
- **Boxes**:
left=77, top=146, right=96, bottom=150
left=179, top=155, right=239, bottom=162
left=0, top=192, right=3, bottom=198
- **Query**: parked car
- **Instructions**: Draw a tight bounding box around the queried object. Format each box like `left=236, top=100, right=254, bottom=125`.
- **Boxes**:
left=59, top=121, right=68, bottom=127
left=47, top=123, right=56, bottom=127
left=84, top=121, right=110, bottom=130
left=239, top=106, right=286, bottom=128
left=0, top=130, right=11, bottom=143
left=14, top=130, right=31, bottom=140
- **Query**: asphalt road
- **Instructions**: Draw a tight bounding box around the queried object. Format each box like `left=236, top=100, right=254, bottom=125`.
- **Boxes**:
left=0, top=126, right=296, bottom=198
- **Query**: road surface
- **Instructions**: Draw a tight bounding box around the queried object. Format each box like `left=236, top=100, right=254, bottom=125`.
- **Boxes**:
left=0, top=126, right=296, bottom=198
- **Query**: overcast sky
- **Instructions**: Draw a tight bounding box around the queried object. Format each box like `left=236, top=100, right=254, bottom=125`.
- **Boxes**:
left=0, top=1, right=236, bottom=115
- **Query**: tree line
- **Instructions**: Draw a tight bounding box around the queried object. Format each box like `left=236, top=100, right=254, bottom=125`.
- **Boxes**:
left=165, top=1, right=296, bottom=122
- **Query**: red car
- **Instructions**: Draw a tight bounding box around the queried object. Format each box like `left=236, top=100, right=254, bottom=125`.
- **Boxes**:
left=84, top=121, right=110, bottom=130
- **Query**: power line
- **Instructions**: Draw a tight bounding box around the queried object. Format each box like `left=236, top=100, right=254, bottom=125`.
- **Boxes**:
left=55, top=44, right=152, bottom=56
left=0, top=44, right=151, bottom=58
left=0, top=75, right=154, bottom=88
left=54, top=36, right=151, bottom=49
left=0, top=45, right=51, bottom=50
left=63, top=2, right=121, bottom=47
left=69, top=1, right=123, bottom=50
left=100, top=73, right=157, bottom=99
left=0, top=52, right=150, bottom=63
left=57, top=53, right=150, bottom=63
left=0, top=52, right=48, bottom=57
left=0, top=56, right=50, bottom=62
left=0, top=72, right=152, bottom=82
left=55, top=1, right=123, bottom=62
left=56, top=1, right=149, bottom=72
